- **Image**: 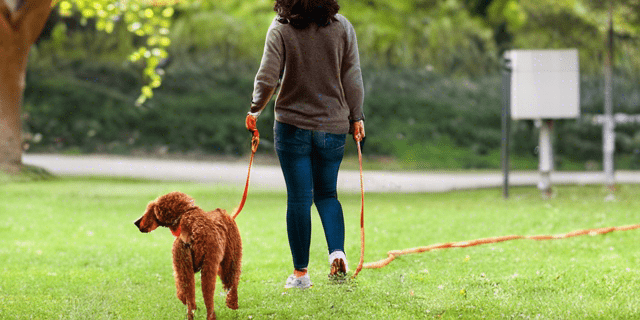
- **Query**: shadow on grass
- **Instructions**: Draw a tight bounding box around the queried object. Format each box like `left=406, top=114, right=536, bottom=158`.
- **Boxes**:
left=1, top=164, right=56, bottom=183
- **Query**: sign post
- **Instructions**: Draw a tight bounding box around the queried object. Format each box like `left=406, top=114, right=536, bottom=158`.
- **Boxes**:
left=537, top=119, right=554, bottom=195
left=501, top=58, right=512, bottom=199
left=504, top=49, right=581, bottom=196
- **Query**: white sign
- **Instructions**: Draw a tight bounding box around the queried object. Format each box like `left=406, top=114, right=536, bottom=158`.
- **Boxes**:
left=505, top=49, right=580, bottom=120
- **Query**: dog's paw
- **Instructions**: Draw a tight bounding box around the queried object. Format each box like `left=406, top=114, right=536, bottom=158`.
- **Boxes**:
left=226, top=289, right=239, bottom=310
left=226, top=300, right=239, bottom=310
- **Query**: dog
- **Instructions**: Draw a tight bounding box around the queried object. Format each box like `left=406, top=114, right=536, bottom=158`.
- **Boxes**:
left=134, top=191, right=242, bottom=320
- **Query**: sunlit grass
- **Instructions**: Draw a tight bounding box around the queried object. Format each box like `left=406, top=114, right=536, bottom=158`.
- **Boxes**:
left=2, top=178, right=640, bottom=319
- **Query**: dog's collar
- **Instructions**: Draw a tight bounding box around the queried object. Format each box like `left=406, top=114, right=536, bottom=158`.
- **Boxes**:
left=167, top=216, right=181, bottom=237
left=168, top=206, right=197, bottom=237
left=170, top=225, right=181, bottom=237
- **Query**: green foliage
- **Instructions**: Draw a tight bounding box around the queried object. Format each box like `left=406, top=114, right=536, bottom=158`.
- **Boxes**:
left=23, top=0, right=640, bottom=170
left=22, top=58, right=640, bottom=169
left=55, top=0, right=174, bottom=105
left=340, top=0, right=500, bottom=75
left=47, top=0, right=640, bottom=101
left=23, top=64, right=142, bottom=154
left=2, top=179, right=640, bottom=318
left=168, top=0, right=273, bottom=70
left=22, top=62, right=272, bottom=156
left=360, top=69, right=503, bottom=168
left=487, top=0, right=527, bottom=31
left=514, top=0, right=640, bottom=74
left=157, top=0, right=639, bottom=75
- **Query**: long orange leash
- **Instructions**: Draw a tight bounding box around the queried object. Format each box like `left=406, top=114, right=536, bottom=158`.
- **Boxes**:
left=352, top=139, right=365, bottom=278
left=364, top=224, right=640, bottom=269
left=232, top=130, right=259, bottom=220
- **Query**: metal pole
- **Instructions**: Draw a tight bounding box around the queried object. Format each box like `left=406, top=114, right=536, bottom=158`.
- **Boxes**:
left=501, top=57, right=512, bottom=199
left=538, top=120, right=553, bottom=197
left=603, top=3, right=615, bottom=190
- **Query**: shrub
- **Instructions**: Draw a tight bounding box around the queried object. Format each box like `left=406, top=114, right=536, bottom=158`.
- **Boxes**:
left=22, top=61, right=640, bottom=170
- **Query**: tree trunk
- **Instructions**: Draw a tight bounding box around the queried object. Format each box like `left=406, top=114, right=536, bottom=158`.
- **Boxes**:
left=0, top=28, right=28, bottom=173
left=0, top=0, right=52, bottom=173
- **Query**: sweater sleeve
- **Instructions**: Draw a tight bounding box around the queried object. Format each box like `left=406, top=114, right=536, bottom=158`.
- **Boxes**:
left=340, top=18, right=365, bottom=122
left=251, top=20, right=285, bottom=115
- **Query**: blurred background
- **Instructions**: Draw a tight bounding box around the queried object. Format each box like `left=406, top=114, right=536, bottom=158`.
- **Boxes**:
left=21, top=0, right=640, bottom=171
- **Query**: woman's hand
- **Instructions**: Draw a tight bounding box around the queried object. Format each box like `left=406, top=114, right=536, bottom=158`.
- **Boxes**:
left=351, top=120, right=365, bottom=142
left=245, top=113, right=258, bottom=133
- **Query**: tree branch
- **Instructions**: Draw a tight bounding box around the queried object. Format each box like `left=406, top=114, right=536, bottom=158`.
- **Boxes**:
left=0, top=1, right=13, bottom=37
left=12, top=0, right=52, bottom=45
left=22, top=0, right=52, bottom=44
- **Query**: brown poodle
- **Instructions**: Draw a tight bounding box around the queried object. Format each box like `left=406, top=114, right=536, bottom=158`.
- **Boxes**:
left=134, top=191, right=242, bottom=320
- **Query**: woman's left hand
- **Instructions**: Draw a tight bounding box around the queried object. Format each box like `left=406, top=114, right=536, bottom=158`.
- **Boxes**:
left=246, top=114, right=258, bottom=133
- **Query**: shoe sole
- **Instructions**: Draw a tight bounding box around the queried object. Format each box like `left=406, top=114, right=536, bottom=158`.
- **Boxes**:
left=329, top=258, right=347, bottom=281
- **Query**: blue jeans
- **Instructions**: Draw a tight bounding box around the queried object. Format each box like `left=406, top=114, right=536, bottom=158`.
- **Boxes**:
left=274, top=121, right=346, bottom=270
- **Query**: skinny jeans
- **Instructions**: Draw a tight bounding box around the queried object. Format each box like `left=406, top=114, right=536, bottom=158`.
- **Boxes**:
left=274, top=121, right=346, bottom=270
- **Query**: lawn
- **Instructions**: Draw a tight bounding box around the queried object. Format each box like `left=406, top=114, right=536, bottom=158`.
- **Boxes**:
left=1, top=177, right=639, bottom=319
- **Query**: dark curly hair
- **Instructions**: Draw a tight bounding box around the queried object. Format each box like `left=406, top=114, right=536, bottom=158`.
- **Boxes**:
left=274, top=0, right=340, bottom=29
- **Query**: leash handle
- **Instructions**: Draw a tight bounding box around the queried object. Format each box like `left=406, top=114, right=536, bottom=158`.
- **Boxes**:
left=250, top=130, right=260, bottom=153
left=352, top=138, right=365, bottom=278
left=232, top=130, right=259, bottom=220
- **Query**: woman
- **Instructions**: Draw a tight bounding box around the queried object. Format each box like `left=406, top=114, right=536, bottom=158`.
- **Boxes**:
left=245, top=0, right=365, bottom=289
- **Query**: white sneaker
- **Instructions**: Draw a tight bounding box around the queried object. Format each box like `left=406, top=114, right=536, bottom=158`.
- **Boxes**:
left=329, top=251, right=348, bottom=276
left=284, top=274, right=312, bottom=289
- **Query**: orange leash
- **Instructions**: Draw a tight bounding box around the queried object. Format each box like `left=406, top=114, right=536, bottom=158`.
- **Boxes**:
left=232, top=130, right=259, bottom=220
left=363, top=223, right=640, bottom=269
left=352, top=140, right=365, bottom=278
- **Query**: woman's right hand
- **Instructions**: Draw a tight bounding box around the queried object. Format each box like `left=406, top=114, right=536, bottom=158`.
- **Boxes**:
left=351, top=120, right=365, bottom=142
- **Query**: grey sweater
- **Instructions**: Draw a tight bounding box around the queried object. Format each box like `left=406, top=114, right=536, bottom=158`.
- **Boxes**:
left=251, top=14, right=365, bottom=134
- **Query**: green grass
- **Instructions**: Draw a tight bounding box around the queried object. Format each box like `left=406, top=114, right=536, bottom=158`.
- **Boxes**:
left=2, top=177, right=640, bottom=319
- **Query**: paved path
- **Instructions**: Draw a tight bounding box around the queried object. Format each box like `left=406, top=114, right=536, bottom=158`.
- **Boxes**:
left=22, top=154, right=640, bottom=193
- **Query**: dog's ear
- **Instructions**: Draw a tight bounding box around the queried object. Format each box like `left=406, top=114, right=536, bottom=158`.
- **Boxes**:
left=135, top=201, right=160, bottom=233
left=153, top=192, right=195, bottom=225
left=149, top=201, right=161, bottom=220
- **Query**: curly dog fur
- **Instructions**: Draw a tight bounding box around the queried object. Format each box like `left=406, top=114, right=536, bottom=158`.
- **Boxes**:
left=134, top=191, right=242, bottom=320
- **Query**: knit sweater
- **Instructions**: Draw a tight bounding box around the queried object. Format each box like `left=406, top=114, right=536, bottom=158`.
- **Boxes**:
left=251, top=14, right=365, bottom=134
